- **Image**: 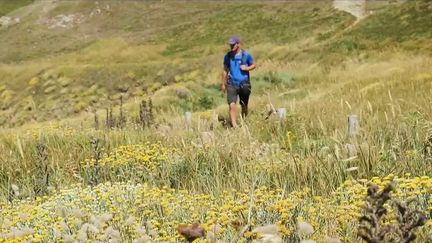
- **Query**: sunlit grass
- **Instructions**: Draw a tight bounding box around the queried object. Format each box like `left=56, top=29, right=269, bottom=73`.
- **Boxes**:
left=1, top=0, right=432, bottom=242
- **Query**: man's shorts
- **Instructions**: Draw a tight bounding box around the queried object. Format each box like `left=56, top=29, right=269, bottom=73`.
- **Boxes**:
left=227, top=82, right=251, bottom=106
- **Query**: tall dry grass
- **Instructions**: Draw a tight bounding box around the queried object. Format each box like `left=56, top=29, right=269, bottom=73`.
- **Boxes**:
left=1, top=51, right=432, bottom=201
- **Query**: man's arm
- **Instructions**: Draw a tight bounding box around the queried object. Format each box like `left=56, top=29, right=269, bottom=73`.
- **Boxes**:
left=222, top=66, right=228, bottom=92
left=222, top=54, right=229, bottom=92
left=240, top=63, right=255, bottom=71
left=245, top=63, right=256, bottom=71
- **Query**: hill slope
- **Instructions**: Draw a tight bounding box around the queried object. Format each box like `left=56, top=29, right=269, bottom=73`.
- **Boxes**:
left=0, top=0, right=33, bottom=16
left=0, top=0, right=430, bottom=127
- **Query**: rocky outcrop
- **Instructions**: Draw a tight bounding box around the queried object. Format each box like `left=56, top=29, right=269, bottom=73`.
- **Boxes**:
left=333, top=0, right=366, bottom=19
left=37, top=1, right=111, bottom=29
left=0, top=16, right=20, bottom=27
left=39, top=14, right=85, bottom=29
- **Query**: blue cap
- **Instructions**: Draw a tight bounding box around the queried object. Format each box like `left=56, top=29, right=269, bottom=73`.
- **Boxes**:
left=228, top=36, right=240, bottom=44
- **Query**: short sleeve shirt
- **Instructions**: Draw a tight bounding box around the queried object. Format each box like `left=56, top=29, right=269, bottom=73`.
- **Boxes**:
left=224, top=50, right=254, bottom=86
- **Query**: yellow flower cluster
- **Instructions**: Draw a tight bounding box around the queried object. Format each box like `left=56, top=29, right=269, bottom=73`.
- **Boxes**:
left=80, top=143, right=174, bottom=173
left=25, top=124, right=78, bottom=139
left=244, top=159, right=288, bottom=172
left=0, top=176, right=430, bottom=242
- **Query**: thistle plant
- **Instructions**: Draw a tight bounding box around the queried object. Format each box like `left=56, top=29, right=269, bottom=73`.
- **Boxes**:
left=138, top=98, right=154, bottom=128
left=94, top=110, right=99, bottom=130
left=358, top=183, right=428, bottom=243
left=393, top=201, right=427, bottom=243
left=89, top=138, right=103, bottom=186
left=34, top=143, right=49, bottom=196
left=105, top=106, right=115, bottom=129
left=118, top=95, right=126, bottom=128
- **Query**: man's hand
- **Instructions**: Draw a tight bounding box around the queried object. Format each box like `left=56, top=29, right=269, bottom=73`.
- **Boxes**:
left=241, top=64, right=256, bottom=71
left=221, top=83, right=226, bottom=93
left=240, top=65, right=248, bottom=71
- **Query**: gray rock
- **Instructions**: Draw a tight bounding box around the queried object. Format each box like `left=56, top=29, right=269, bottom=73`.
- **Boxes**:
left=0, top=16, right=19, bottom=27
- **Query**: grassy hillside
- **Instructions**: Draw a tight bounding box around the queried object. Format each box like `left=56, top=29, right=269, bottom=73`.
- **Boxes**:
left=0, top=0, right=356, bottom=127
left=0, top=0, right=430, bottom=128
left=327, top=0, right=432, bottom=53
left=0, top=0, right=33, bottom=16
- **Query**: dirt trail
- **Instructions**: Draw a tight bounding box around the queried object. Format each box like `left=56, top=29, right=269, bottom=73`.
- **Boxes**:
left=326, top=0, right=367, bottom=42
left=333, top=0, right=366, bottom=20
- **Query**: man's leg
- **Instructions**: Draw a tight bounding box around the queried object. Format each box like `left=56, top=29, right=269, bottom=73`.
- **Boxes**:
left=239, top=84, right=251, bottom=119
left=226, top=85, right=239, bottom=128
left=229, top=103, right=237, bottom=128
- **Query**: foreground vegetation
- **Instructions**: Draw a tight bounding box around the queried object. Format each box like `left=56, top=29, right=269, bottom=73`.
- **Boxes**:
left=1, top=176, right=431, bottom=242
left=1, top=0, right=432, bottom=242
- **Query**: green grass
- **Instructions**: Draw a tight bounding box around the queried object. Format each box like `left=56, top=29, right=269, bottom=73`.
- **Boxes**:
left=0, top=1, right=352, bottom=127
left=0, top=0, right=33, bottom=16
left=1, top=0, right=429, bottom=127
left=160, top=3, right=353, bottom=57
left=327, top=0, right=432, bottom=53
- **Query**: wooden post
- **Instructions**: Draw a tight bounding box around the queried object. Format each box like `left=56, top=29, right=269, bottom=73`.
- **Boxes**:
left=185, top=111, right=192, bottom=129
left=346, top=114, right=359, bottom=157
left=276, top=108, right=286, bottom=120
left=201, top=131, right=214, bottom=146
left=348, top=115, right=359, bottom=136
left=345, top=143, right=357, bottom=157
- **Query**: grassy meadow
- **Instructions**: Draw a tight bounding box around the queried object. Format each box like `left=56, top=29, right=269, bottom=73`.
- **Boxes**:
left=1, top=0, right=432, bottom=242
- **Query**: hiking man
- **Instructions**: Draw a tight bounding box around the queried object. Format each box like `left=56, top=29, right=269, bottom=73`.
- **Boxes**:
left=222, top=36, right=256, bottom=128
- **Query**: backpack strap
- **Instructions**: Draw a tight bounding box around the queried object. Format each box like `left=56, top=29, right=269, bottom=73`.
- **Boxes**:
left=226, top=51, right=233, bottom=70
left=227, top=49, right=247, bottom=69
left=241, top=49, right=247, bottom=66
left=241, top=50, right=250, bottom=83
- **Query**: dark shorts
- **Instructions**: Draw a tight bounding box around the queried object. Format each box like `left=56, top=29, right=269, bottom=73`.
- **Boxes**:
left=227, top=82, right=251, bottom=106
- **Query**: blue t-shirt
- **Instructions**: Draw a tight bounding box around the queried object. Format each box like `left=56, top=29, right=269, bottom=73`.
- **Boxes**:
left=224, top=50, right=254, bottom=86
